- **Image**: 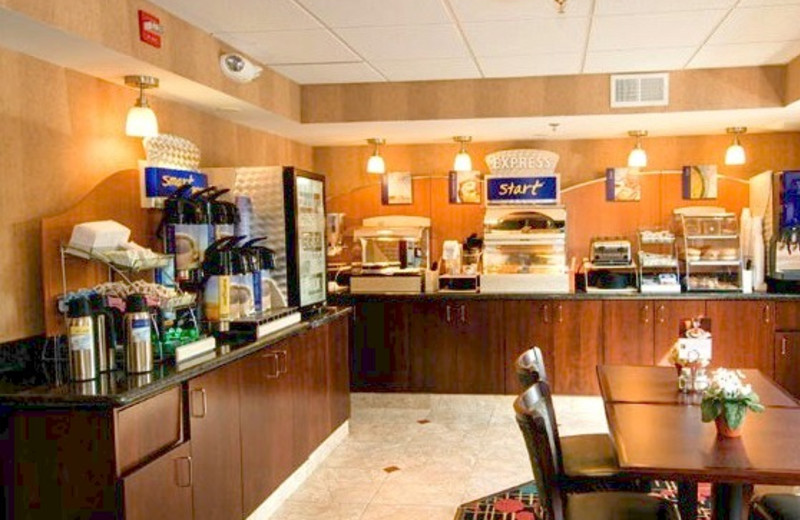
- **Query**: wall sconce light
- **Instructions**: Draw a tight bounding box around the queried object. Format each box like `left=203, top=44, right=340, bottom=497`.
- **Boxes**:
left=124, top=75, right=159, bottom=138
left=366, top=138, right=386, bottom=174
left=725, top=127, right=747, bottom=166
left=453, top=136, right=473, bottom=172
left=627, top=130, right=648, bottom=168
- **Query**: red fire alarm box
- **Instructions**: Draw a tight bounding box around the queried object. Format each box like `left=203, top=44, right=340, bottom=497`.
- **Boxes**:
left=138, top=10, right=162, bottom=48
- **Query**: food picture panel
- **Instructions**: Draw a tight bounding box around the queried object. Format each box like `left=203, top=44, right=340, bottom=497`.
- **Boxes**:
left=605, top=167, right=641, bottom=201
left=449, top=170, right=482, bottom=204
left=683, top=165, right=718, bottom=200
left=381, top=171, right=413, bottom=205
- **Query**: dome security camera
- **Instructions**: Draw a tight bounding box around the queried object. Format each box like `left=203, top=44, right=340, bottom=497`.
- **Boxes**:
left=219, top=53, right=263, bottom=83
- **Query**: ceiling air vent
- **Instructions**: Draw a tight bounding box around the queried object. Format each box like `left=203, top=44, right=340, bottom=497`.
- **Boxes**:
left=610, top=73, right=669, bottom=108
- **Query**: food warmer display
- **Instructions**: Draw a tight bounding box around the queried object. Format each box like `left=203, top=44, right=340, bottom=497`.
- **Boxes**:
left=637, top=229, right=681, bottom=293
left=481, top=207, right=570, bottom=293
left=675, top=209, right=742, bottom=292
left=349, top=215, right=430, bottom=293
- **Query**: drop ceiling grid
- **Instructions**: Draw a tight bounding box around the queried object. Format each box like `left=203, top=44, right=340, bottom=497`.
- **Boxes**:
left=147, top=0, right=800, bottom=85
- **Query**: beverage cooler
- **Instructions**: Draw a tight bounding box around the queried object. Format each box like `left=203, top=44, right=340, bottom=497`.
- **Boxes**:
left=205, top=166, right=328, bottom=313
left=480, top=207, right=570, bottom=293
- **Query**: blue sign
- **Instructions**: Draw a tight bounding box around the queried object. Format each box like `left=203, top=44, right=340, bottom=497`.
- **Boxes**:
left=486, top=175, right=559, bottom=205
left=143, top=167, right=208, bottom=199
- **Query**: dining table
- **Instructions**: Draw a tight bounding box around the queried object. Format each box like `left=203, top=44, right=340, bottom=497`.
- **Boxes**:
left=597, top=365, right=800, bottom=520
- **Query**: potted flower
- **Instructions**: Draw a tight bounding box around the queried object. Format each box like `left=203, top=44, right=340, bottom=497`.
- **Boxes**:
left=700, top=368, right=765, bottom=437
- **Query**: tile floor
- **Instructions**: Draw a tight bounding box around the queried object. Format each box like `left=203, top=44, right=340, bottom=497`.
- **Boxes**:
left=271, top=393, right=610, bottom=520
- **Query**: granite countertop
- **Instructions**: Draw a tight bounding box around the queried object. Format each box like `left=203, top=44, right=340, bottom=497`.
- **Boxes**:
left=328, top=290, right=800, bottom=302
left=0, top=307, right=351, bottom=409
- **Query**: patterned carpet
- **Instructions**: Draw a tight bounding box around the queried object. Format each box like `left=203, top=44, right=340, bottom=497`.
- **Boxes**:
left=456, top=480, right=712, bottom=520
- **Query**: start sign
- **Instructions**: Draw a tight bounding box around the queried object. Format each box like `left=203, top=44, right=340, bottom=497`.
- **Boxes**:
left=486, top=174, right=560, bottom=205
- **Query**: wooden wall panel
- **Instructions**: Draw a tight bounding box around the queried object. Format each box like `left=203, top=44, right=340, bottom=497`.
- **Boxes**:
left=787, top=54, right=800, bottom=105
left=0, top=47, right=311, bottom=342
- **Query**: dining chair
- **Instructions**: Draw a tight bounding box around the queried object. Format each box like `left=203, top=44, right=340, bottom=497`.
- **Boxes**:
left=514, top=346, right=644, bottom=490
left=750, top=494, right=800, bottom=519
left=514, top=382, right=679, bottom=520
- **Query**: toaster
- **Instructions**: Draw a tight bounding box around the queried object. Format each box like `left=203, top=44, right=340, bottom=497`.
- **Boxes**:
left=591, top=238, right=633, bottom=266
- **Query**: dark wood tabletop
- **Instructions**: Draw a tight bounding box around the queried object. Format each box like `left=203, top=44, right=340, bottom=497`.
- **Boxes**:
left=597, top=365, right=799, bottom=408
left=605, top=403, right=800, bottom=485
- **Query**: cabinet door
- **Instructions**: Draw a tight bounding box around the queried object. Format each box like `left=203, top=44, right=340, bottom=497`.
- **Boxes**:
left=705, top=301, right=773, bottom=373
left=189, top=362, right=243, bottom=520
left=554, top=300, right=603, bottom=395
left=239, top=342, right=294, bottom=516
left=351, top=302, right=411, bottom=391
left=775, top=301, right=800, bottom=331
left=602, top=300, right=655, bottom=365
left=503, top=301, right=554, bottom=394
left=123, top=442, right=193, bottom=520
left=455, top=301, right=505, bottom=394
left=291, top=325, right=330, bottom=464
left=775, top=332, right=800, bottom=399
left=653, top=300, right=706, bottom=366
left=327, top=314, right=351, bottom=433
left=410, top=302, right=458, bottom=393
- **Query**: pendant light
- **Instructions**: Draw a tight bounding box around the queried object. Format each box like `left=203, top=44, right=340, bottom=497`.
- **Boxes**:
left=627, top=130, right=648, bottom=168
left=366, top=138, right=386, bottom=174
left=124, top=75, right=159, bottom=137
left=453, top=136, right=473, bottom=172
left=725, top=127, right=747, bottom=166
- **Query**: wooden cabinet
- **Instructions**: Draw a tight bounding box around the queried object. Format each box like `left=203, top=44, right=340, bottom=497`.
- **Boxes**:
left=351, top=302, right=412, bottom=391
left=553, top=300, right=603, bottom=395
left=189, top=362, right=243, bottom=520
left=327, top=313, right=351, bottom=431
left=705, top=300, right=773, bottom=374
left=603, top=300, right=655, bottom=365
left=292, top=325, right=331, bottom=464
left=653, top=300, right=706, bottom=366
left=504, top=300, right=555, bottom=393
left=775, top=332, right=800, bottom=399
left=122, top=442, right=193, bottom=520
left=239, top=341, right=295, bottom=516
left=409, top=301, right=504, bottom=394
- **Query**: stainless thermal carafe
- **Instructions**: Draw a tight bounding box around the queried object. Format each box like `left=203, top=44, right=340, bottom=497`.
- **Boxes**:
left=66, top=297, right=97, bottom=382
left=124, top=294, right=153, bottom=374
left=89, top=293, right=116, bottom=372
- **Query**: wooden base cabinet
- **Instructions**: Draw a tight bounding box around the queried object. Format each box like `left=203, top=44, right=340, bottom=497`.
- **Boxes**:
left=351, top=302, right=411, bottom=391
left=705, top=301, right=773, bottom=373
left=602, top=300, right=655, bottom=366
left=554, top=300, right=603, bottom=395
left=653, top=300, right=706, bottom=366
left=122, top=442, right=193, bottom=520
left=504, top=301, right=555, bottom=393
left=775, top=332, right=800, bottom=399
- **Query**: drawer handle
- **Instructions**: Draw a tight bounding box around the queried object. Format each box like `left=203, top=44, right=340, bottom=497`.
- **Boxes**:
left=543, top=304, right=550, bottom=324
left=263, top=352, right=279, bottom=379
left=277, top=350, right=288, bottom=374
left=657, top=304, right=665, bottom=324
left=460, top=305, right=466, bottom=323
left=190, top=388, right=207, bottom=418
left=175, top=456, right=192, bottom=488
left=556, top=303, right=563, bottom=324
left=782, top=336, right=788, bottom=356
left=446, top=305, right=451, bottom=323
left=641, top=304, right=650, bottom=324
left=763, top=304, right=771, bottom=324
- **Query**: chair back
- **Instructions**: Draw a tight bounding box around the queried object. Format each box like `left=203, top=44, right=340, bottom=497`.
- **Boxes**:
left=514, top=381, right=566, bottom=520
left=515, top=346, right=548, bottom=389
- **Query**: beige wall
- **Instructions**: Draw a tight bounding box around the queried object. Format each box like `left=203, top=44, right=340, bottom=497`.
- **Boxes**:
left=0, top=47, right=312, bottom=342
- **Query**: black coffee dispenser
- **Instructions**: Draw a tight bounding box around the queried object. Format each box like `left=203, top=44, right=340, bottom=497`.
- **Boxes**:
left=158, top=184, right=212, bottom=288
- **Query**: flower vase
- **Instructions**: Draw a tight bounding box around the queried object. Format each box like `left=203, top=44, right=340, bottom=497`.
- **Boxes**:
left=714, top=415, right=743, bottom=438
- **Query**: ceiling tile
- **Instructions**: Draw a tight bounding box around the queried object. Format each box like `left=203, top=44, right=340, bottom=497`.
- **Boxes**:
left=738, top=0, right=800, bottom=6
left=271, top=62, right=384, bottom=83
left=595, top=0, right=736, bottom=15
left=217, top=29, right=359, bottom=64
left=688, top=40, right=800, bottom=68
left=336, top=25, right=469, bottom=60
left=463, top=18, right=589, bottom=57
left=448, top=0, right=593, bottom=22
left=149, top=0, right=320, bottom=32
left=479, top=53, right=582, bottom=78
left=297, top=0, right=450, bottom=27
left=583, top=47, right=696, bottom=74
left=708, top=5, right=800, bottom=44
left=372, top=57, right=480, bottom=81
left=589, top=10, right=728, bottom=51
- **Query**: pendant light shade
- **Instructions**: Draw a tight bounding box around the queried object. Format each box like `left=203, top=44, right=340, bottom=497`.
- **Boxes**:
left=725, top=127, right=747, bottom=166
left=366, top=138, right=386, bottom=174
left=453, top=136, right=473, bottom=172
left=124, top=75, right=159, bottom=137
left=627, top=130, right=648, bottom=168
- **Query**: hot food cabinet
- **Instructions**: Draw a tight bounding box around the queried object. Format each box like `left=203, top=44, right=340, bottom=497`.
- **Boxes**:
left=480, top=207, right=570, bottom=293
